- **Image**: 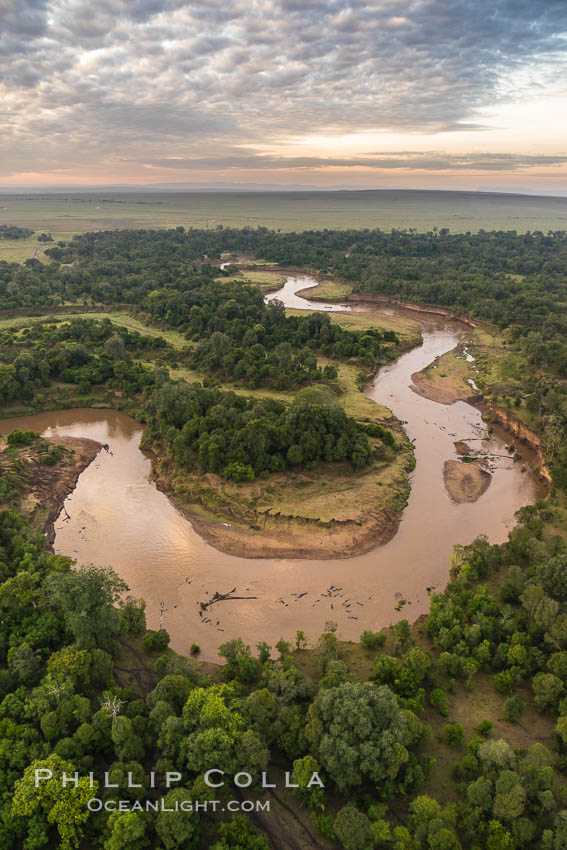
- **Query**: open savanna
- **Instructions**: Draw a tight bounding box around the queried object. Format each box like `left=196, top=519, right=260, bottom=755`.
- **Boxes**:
left=2, top=189, right=567, bottom=244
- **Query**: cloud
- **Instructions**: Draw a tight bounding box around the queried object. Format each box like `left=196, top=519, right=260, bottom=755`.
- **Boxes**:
left=144, top=152, right=567, bottom=172
left=0, top=0, right=566, bottom=181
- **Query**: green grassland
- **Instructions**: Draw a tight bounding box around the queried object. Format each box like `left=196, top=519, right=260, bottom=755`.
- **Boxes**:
left=297, top=278, right=354, bottom=301
left=1, top=190, right=567, bottom=250
left=215, top=269, right=286, bottom=291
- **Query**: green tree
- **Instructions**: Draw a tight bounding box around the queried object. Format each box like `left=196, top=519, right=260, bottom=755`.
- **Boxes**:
left=493, top=770, right=526, bottom=821
left=44, top=564, right=128, bottom=655
left=12, top=755, right=97, bottom=850
left=211, top=816, right=270, bottom=849
left=291, top=755, right=325, bottom=810
left=306, top=682, right=420, bottom=792
left=333, top=804, right=374, bottom=850
left=104, top=811, right=149, bottom=850
left=155, top=787, right=198, bottom=849
left=443, top=723, right=465, bottom=748
left=532, top=672, right=564, bottom=711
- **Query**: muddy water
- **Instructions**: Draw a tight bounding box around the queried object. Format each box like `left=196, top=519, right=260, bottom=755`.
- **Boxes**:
left=0, top=281, right=544, bottom=660
left=265, top=274, right=351, bottom=311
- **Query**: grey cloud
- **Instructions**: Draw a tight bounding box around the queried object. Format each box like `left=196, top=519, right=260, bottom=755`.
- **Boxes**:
left=1, top=0, right=567, bottom=179
left=145, top=152, right=567, bottom=172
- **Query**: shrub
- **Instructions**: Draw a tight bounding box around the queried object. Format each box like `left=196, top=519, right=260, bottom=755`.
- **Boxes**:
left=429, top=687, right=449, bottom=716
left=223, top=462, right=255, bottom=482
left=475, top=719, right=493, bottom=738
left=7, top=429, right=37, bottom=447
left=503, top=695, right=525, bottom=723
left=142, top=629, right=171, bottom=652
left=190, top=643, right=200, bottom=655
left=443, top=722, right=465, bottom=748
left=360, top=629, right=387, bottom=650
left=313, top=814, right=336, bottom=841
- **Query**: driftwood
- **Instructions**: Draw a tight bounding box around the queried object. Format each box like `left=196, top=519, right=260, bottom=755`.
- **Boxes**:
left=199, top=587, right=258, bottom=611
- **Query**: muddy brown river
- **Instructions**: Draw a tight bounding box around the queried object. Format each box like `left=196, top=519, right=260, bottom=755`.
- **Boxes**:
left=0, top=278, right=545, bottom=660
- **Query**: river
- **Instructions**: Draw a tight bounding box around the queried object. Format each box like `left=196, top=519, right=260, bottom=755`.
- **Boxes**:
left=0, top=277, right=544, bottom=660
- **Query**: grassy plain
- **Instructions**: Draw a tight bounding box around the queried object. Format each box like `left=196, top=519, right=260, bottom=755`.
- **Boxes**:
left=215, top=269, right=286, bottom=291
left=297, top=278, right=354, bottom=301
left=1, top=190, right=567, bottom=249
left=286, top=306, right=422, bottom=348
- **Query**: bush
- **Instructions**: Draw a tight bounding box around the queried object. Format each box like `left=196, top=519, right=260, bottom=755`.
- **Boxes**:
left=142, top=629, right=171, bottom=652
left=7, top=429, right=37, bottom=447
left=190, top=643, right=200, bottom=655
left=494, top=668, right=520, bottom=694
left=503, top=695, right=525, bottom=723
left=223, top=462, right=255, bottom=482
left=475, top=719, right=493, bottom=738
left=313, top=814, right=336, bottom=841
left=41, top=445, right=63, bottom=466
left=443, top=722, right=465, bottom=748
left=429, top=687, right=449, bottom=716
left=360, top=629, right=387, bottom=650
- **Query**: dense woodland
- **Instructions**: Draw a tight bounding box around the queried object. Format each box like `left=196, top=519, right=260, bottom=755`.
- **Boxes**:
left=1, top=487, right=567, bottom=848
left=0, top=226, right=566, bottom=848
left=0, top=226, right=34, bottom=240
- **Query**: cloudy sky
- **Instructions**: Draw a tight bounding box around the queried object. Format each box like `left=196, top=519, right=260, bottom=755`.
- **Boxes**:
left=1, top=0, right=567, bottom=192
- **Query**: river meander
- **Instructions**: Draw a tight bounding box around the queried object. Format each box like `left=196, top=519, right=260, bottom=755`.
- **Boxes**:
left=0, top=278, right=545, bottom=660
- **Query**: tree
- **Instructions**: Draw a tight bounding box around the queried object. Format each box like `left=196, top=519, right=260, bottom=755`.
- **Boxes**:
left=104, top=811, right=149, bottom=850
left=467, top=776, right=493, bottom=811
left=211, top=816, right=270, bottom=850
left=44, top=564, right=128, bottom=655
left=537, top=554, right=567, bottom=602
left=12, top=755, right=96, bottom=850
left=532, top=672, right=564, bottom=711
left=104, top=334, right=128, bottom=361
left=333, top=805, right=374, bottom=850
left=305, top=682, right=421, bottom=792
left=111, top=715, right=145, bottom=761
left=429, top=688, right=449, bottom=716
left=155, top=788, right=198, bottom=849
left=443, top=723, right=465, bottom=748
left=493, top=770, right=526, bottom=821
left=360, top=629, right=387, bottom=650
left=291, top=755, right=325, bottom=810
left=409, top=796, right=461, bottom=849
left=503, top=695, right=524, bottom=723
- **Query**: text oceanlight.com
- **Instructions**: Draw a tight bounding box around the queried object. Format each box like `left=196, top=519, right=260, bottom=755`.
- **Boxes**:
left=87, top=799, right=272, bottom=813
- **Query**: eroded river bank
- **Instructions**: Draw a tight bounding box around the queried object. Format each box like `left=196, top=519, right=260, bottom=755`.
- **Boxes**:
left=0, top=278, right=546, bottom=660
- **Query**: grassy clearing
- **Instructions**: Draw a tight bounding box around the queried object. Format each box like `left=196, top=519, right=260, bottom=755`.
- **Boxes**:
left=287, top=307, right=422, bottom=347
left=418, top=672, right=557, bottom=804
left=170, top=357, right=394, bottom=422
left=297, top=278, right=354, bottom=301
left=215, top=270, right=286, bottom=291
left=470, top=325, right=543, bottom=429
left=0, top=231, right=76, bottom=263
left=0, top=311, right=191, bottom=349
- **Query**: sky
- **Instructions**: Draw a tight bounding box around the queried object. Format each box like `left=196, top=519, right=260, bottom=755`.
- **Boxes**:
left=1, top=0, right=567, bottom=192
